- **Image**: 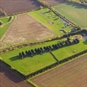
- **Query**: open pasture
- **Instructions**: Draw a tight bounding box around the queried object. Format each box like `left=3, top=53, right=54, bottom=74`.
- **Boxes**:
left=53, top=3, right=87, bottom=28
left=31, top=54, right=87, bottom=87
left=0, top=52, right=56, bottom=75
left=0, top=39, right=87, bottom=75
left=52, top=40, right=87, bottom=60
left=29, top=8, right=72, bottom=36
left=0, top=40, right=59, bottom=75
left=0, top=0, right=40, bottom=15
left=0, top=13, right=55, bottom=48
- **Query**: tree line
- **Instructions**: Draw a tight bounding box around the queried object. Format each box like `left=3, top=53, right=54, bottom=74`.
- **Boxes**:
left=18, top=38, right=79, bottom=58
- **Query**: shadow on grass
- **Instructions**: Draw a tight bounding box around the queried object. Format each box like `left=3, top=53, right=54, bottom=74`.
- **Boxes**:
left=10, top=56, right=20, bottom=61
left=83, top=40, right=87, bottom=45
left=66, top=2, right=87, bottom=9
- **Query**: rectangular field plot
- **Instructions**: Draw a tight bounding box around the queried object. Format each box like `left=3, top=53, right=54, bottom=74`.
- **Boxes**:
left=30, top=54, right=87, bottom=87
left=53, top=3, right=87, bottom=28
left=52, top=40, right=87, bottom=60
left=0, top=40, right=60, bottom=75
left=1, top=52, right=56, bottom=75
left=29, top=8, right=72, bottom=36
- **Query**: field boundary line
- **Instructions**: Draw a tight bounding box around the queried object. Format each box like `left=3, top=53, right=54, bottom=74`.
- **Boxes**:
left=28, top=13, right=57, bottom=35
left=27, top=79, right=38, bottom=87
left=49, top=52, right=58, bottom=61
left=29, top=52, right=87, bottom=80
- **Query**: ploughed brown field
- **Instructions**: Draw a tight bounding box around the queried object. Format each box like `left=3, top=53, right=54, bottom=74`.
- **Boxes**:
left=0, top=64, right=31, bottom=87
left=0, top=13, right=55, bottom=48
left=44, top=0, right=66, bottom=6
left=0, top=0, right=40, bottom=15
left=31, top=54, right=87, bottom=87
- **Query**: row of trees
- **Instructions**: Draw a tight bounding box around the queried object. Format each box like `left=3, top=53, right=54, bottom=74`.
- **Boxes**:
left=67, top=0, right=87, bottom=4
left=19, top=38, right=79, bottom=58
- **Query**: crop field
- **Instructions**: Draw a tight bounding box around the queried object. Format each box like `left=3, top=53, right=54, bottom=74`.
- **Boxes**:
left=43, top=0, right=66, bottom=6
left=30, top=54, right=87, bottom=87
left=0, top=64, right=31, bottom=87
left=0, top=13, right=55, bottom=48
left=0, top=16, right=14, bottom=39
left=0, top=0, right=40, bottom=15
left=29, top=8, right=72, bottom=36
left=53, top=3, right=87, bottom=28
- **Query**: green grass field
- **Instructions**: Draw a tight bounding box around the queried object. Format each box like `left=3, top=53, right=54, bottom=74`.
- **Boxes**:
left=29, top=8, right=72, bottom=36
left=0, top=39, right=87, bottom=75
left=0, top=16, right=14, bottom=38
left=0, top=40, right=60, bottom=75
left=0, top=17, right=9, bottom=23
left=1, top=52, right=56, bottom=75
left=52, top=40, right=87, bottom=60
left=53, top=3, right=87, bottom=28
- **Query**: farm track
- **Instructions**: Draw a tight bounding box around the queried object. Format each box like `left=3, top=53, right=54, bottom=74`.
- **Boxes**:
left=31, top=54, right=87, bottom=87
left=0, top=0, right=40, bottom=15
left=0, top=64, right=32, bottom=87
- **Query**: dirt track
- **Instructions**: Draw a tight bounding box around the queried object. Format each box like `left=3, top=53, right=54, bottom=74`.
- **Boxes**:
left=0, top=64, right=32, bottom=87
left=0, top=0, right=40, bottom=15
left=31, top=54, right=87, bottom=87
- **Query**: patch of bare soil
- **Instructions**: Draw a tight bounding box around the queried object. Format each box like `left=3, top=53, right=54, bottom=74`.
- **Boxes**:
left=0, top=13, right=56, bottom=48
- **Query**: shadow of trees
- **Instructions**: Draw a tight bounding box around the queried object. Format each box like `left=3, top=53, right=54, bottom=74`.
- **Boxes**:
left=66, top=2, right=87, bottom=9
left=55, top=0, right=67, bottom=3
left=83, top=40, right=87, bottom=45
left=10, top=56, right=20, bottom=61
